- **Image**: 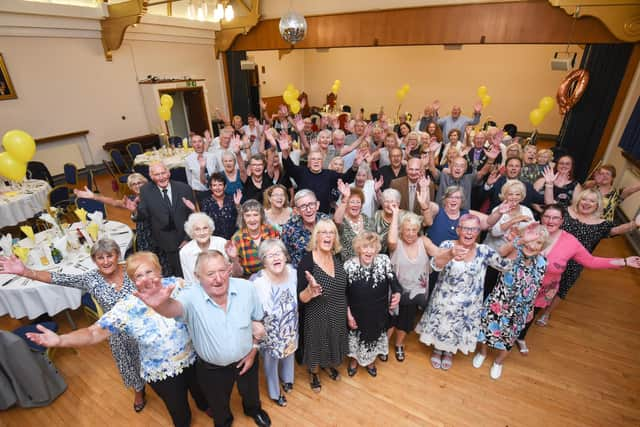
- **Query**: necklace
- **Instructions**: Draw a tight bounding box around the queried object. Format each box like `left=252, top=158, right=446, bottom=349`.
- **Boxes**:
left=346, top=215, right=363, bottom=234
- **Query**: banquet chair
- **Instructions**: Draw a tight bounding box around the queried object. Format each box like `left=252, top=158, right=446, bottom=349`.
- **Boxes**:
left=26, top=161, right=54, bottom=187
left=103, top=159, right=128, bottom=195
left=86, top=168, right=99, bottom=193
left=12, top=321, right=59, bottom=359
left=48, top=185, right=75, bottom=211
left=169, top=136, right=183, bottom=147
left=133, top=164, right=150, bottom=182
left=126, top=142, right=144, bottom=161
left=109, top=150, right=131, bottom=175
left=63, top=163, right=79, bottom=188
left=170, top=167, right=188, bottom=184
left=81, top=293, right=104, bottom=323
left=76, top=198, right=107, bottom=219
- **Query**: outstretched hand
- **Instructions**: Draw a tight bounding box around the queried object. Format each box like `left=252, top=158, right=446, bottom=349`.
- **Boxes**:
left=25, top=324, right=61, bottom=348
left=133, top=281, right=175, bottom=310
left=0, top=255, right=26, bottom=275
left=74, top=186, right=95, bottom=199
left=233, top=189, right=243, bottom=206
left=182, top=197, right=196, bottom=212
left=543, top=165, right=558, bottom=185
left=304, top=271, right=322, bottom=298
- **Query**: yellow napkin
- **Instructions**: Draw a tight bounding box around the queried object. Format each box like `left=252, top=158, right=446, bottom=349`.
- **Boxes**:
left=20, top=225, right=35, bottom=242
left=13, top=246, right=30, bottom=263
left=74, top=208, right=88, bottom=224
left=87, top=222, right=99, bottom=241
left=3, top=191, right=17, bottom=197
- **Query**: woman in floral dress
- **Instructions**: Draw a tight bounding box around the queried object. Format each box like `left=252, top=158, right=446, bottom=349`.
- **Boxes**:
left=473, top=223, right=548, bottom=380
left=345, top=232, right=401, bottom=377
left=415, top=214, right=512, bottom=371
left=333, top=181, right=374, bottom=262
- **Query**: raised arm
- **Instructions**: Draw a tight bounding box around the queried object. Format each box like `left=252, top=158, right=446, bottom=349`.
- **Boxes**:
left=0, top=255, right=53, bottom=284
left=610, top=213, right=640, bottom=236
left=621, top=183, right=640, bottom=200
left=417, top=176, right=433, bottom=227
left=387, top=206, right=401, bottom=252
left=74, top=186, right=125, bottom=209
left=133, top=278, right=184, bottom=318
left=26, top=323, right=111, bottom=348
left=231, top=135, right=248, bottom=182
left=542, top=166, right=558, bottom=204
left=332, top=180, right=351, bottom=225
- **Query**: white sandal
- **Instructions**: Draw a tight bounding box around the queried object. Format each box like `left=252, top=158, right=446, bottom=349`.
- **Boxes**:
left=516, top=339, right=529, bottom=355
left=536, top=313, right=550, bottom=327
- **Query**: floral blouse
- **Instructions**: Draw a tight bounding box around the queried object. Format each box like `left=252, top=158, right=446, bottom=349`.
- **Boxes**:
left=281, top=213, right=329, bottom=267
left=250, top=265, right=298, bottom=359
left=200, top=194, right=238, bottom=240
left=97, top=277, right=196, bottom=382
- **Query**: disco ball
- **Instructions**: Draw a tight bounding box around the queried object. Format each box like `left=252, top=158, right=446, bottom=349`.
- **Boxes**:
left=279, top=11, right=307, bottom=44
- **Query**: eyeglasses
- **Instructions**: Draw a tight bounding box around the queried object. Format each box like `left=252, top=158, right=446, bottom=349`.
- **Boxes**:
left=263, top=252, right=284, bottom=260
left=318, top=230, right=336, bottom=235
left=542, top=215, right=562, bottom=221
left=296, top=202, right=317, bottom=212
left=459, top=226, right=480, bottom=233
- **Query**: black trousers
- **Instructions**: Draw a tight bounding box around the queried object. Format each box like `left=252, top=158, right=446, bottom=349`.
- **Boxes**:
left=196, top=357, right=261, bottom=427
left=148, top=363, right=208, bottom=427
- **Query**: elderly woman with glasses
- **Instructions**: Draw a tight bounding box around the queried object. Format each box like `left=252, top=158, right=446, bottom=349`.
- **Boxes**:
left=263, top=184, right=292, bottom=232
left=231, top=200, right=280, bottom=277
left=334, top=182, right=375, bottom=262
left=0, top=239, right=146, bottom=411
left=179, top=212, right=241, bottom=284
left=415, top=214, right=513, bottom=371
left=26, top=252, right=210, bottom=426
left=297, top=219, right=348, bottom=392
left=345, top=232, right=401, bottom=377
left=250, top=240, right=298, bottom=407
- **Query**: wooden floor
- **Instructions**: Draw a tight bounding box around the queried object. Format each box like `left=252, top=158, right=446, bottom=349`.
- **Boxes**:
left=1, top=174, right=639, bottom=426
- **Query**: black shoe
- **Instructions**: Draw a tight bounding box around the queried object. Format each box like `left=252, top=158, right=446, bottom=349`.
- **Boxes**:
left=323, top=367, right=340, bottom=380
left=133, top=388, right=146, bottom=413
left=366, top=365, right=377, bottom=377
left=281, top=382, right=293, bottom=393
left=378, top=354, right=388, bottom=362
left=395, top=345, right=405, bottom=362
left=347, top=364, right=358, bottom=377
left=309, top=372, right=321, bottom=392
left=272, top=395, right=287, bottom=407
left=252, top=409, right=271, bottom=427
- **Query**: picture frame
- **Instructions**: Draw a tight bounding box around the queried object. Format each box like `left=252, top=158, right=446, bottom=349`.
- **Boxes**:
left=0, top=53, right=17, bottom=101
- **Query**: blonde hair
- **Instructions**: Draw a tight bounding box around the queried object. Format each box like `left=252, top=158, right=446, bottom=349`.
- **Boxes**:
left=126, top=251, right=161, bottom=281
left=499, top=179, right=527, bottom=202
left=307, top=219, right=342, bottom=254
left=573, top=188, right=604, bottom=217
left=263, top=184, right=289, bottom=209
left=352, top=231, right=381, bottom=256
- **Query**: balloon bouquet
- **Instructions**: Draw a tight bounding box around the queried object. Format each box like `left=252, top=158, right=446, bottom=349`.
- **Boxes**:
left=0, top=130, right=37, bottom=182
left=529, top=96, right=555, bottom=128
left=395, top=83, right=410, bottom=121
left=282, top=84, right=302, bottom=114
left=157, top=94, right=176, bottom=148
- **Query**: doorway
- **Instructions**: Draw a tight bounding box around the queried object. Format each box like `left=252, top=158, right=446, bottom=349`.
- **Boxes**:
left=158, top=87, right=211, bottom=139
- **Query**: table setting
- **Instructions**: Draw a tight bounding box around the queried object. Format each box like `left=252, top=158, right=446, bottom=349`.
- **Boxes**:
left=0, top=209, right=133, bottom=320
left=133, top=146, right=193, bottom=169
left=0, top=179, right=51, bottom=228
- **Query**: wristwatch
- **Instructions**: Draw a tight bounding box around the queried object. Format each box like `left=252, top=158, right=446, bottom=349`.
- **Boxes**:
left=252, top=343, right=260, bottom=350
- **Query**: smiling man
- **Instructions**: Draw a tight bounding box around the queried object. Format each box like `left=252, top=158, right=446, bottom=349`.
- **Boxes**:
left=135, top=250, right=270, bottom=427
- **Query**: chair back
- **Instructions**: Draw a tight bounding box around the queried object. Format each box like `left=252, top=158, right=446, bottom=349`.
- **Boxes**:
left=133, top=164, right=150, bottom=182
left=26, top=161, right=54, bottom=187
left=86, top=168, right=99, bottom=193
left=76, top=198, right=107, bottom=218
left=169, top=136, right=183, bottom=147
left=82, top=293, right=104, bottom=323
left=126, top=142, right=144, bottom=160
left=63, top=163, right=79, bottom=186
left=170, top=166, right=187, bottom=183
left=12, top=321, right=59, bottom=353
left=48, top=185, right=73, bottom=209
left=109, top=149, right=129, bottom=174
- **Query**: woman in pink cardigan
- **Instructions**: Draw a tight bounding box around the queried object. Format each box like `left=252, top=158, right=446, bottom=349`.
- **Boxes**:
left=503, top=204, right=640, bottom=355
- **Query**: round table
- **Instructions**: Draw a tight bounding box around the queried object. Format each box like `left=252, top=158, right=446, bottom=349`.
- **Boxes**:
left=0, top=220, right=133, bottom=320
left=134, top=148, right=192, bottom=169
left=0, top=180, right=51, bottom=228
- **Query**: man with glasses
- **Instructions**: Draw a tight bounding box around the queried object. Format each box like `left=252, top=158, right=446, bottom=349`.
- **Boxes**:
left=280, top=189, right=329, bottom=268
left=135, top=250, right=271, bottom=427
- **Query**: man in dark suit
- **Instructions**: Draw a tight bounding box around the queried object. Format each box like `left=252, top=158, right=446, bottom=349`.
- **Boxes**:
left=137, top=161, right=195, bottom=276
left=390, top=157, right=433, bottom=216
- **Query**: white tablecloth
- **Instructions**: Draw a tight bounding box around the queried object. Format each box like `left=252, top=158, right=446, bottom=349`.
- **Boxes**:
left=134, top=148, right=193, bottom=169
left=0, top=180, right=51, bottom=228
left=0, top=220, right=133, bottom=319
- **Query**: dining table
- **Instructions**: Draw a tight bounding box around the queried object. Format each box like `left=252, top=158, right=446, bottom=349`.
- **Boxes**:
left=0, top=220, right=133, bottom=322
left=133, top=147, right=193, bottom=169
left=0, top=180, right=51, bottom=228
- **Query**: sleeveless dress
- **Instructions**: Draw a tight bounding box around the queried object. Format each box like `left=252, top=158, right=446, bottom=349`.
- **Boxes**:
left=390, top=239, right=430, bottom=332
left=224, top=169, right=243, bottom=196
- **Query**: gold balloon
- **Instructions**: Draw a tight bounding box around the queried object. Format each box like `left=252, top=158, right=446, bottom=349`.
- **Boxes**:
left=158, top=106, right=171, bottom=121
left=477, top=85, right=488, bottom=98
left=529, top=108, right=545, bottom=127
left=2, top=130, right=36, bottom=163
left=481, top=94, right=492, bottom=107
left=290, top=100, right=301, bottom=114
left=160, top=94, right=174, bottom=109
left=539, top=96, right=555, bottom=114
left=0, top=152, right=27, bottom=181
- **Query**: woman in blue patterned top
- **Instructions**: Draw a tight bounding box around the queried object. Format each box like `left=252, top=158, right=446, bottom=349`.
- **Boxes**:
left=250, top=239, right=298, bottom=407
left=25, top=252, right=209, bottom=427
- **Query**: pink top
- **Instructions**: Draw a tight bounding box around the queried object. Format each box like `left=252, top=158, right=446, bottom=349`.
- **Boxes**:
left=535, top=231, right=620, bottom=308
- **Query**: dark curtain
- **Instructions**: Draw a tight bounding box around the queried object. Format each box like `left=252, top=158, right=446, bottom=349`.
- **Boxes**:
left=557, top=43, right=633, bottom=181
left=225, top=50, right=260, bottom=121
left=618, top=96, right=640, bottom=160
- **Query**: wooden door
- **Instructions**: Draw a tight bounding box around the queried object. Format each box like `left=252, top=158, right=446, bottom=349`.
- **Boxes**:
left=183, top=88, right=209, bottom=136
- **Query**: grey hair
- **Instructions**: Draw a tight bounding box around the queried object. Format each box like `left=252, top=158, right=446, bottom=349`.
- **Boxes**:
left=332, top=129, right=345, bottom=139
left=357, top=162, right=373, bottom=180
left=258, top=239, right=290, bottom=263
left=90, top=238, right=121, bottom=259
left=318, top=129, right=332, bottom=140
left=382, top=188, right=401, bottom=203
left=238, top=199, right=265, bottom=229
left=126, top=173, right=147, bottom=188
left=293, top=189, right=317, bottom=206
left=194, top=250, right=229, bottom=277
left=184, top=212, right=215, bottom=239
left=400, top=213, right=423, bottom=230
left=442, top=185, right=465, bottom=202
left=221, top=150, right=237, bottom=164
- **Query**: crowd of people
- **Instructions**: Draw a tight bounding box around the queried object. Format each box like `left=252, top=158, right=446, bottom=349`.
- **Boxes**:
left=7, top=100, right=640, bottom=427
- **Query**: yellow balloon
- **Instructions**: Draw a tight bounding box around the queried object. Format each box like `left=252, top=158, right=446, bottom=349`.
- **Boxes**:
left=529, top=108, right=545, bottom=127
left=158, top=106, right=171, bottom=121
left=2, top=130, right=36, bottom=163
left=331, top=85, right=339, bottom=95
left=334, top=80, right=341, bottom=86
left=160, top=94, right=174, bottom=109
left=283, top=90, right=295, bottom=105
left=286, top=83, right=295, bottom=92
left=290, top=100, right=301, bottom=114
left=539, top=96, right=555, bottom=114
left=481, top=94, right=492, bottom=107
left=396, top=89, right=405, bottom=101
left=291, top=88, right=300, bottom=99
left=477, top=85, right=488, bottom=98
left=402, top=84, right=410, bottom=92
left=0, top=152, right=26, bottom=181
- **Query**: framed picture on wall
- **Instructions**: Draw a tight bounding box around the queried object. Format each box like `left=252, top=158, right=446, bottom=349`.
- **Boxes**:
left=0, top=53, right=17, bottom=101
